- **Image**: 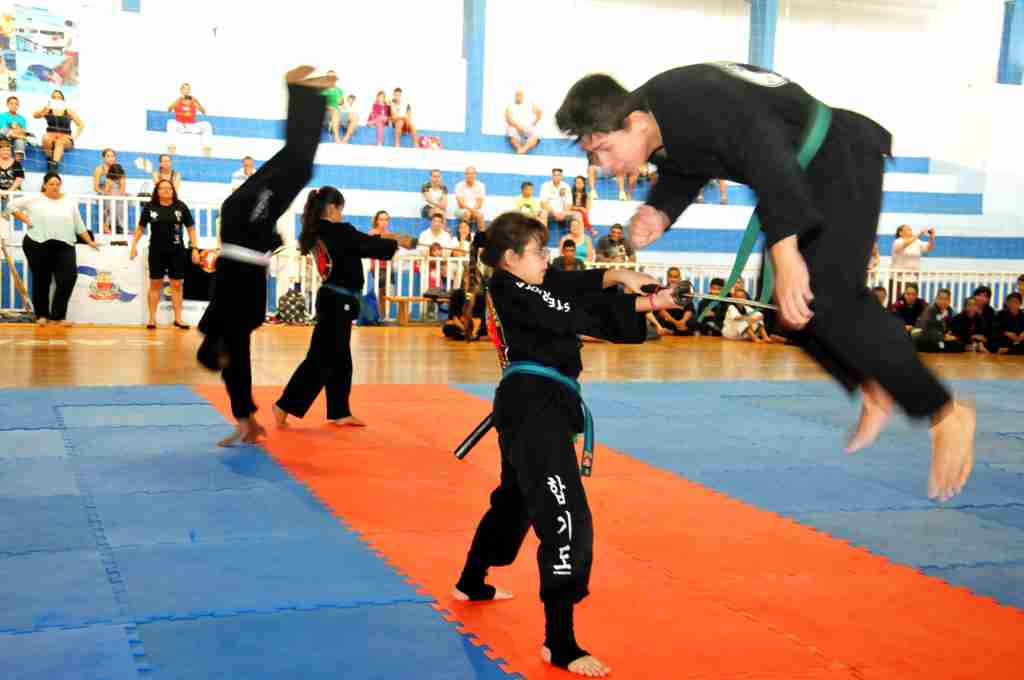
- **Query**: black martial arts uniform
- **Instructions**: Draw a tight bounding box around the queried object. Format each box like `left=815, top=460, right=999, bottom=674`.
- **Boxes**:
left=656, top=301, right=696, bottom=335
left=892, top=297, right=927, bottom=330
left=197, top=82, right=326, bottom=419
left=992, top=308, right=1024, bottom=354
left=632, top=62, right=950, bottom=417
left=455, top=267, right=645, bottom=669
left=275, top=221, right=398, bottom=420
left=913, top=304, right=963, bottom=353
left=139, top=200, right=195, bottom=281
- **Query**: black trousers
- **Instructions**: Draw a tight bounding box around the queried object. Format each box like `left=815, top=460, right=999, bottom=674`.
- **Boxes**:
left=197, top=82, right=326, bottom=419
left=22, top=237, right=76, bottom=321
left=459, top=376, right=593, bottom=608
left=793, top=113, right=950, bottom=418
left=276, top=291, right=356, bottom=420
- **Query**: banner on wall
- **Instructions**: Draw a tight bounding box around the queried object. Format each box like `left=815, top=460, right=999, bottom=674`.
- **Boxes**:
left=0, top=3, right=81, bottom=97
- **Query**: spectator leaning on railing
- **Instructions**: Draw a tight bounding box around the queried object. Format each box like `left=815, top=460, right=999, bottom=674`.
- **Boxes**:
left=417, top=212, right=458, bottom=255
left=99, top=163, right=127, bottom=235
left=6, top=172, right=100, bottom=326
left=152, top=154, right=183, bottom=194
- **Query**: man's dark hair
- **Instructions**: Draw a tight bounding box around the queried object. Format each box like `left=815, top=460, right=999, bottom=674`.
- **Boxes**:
left=1017, top=273, right=1024, bottom=283
left=394, top=87, right=402, bottom=93
left=667, top=266, right=681, bottom=277
left=552, top=168, right=563, bottom=174
left=904, top=283, right=919, bottom=293
left=936, top=288, right=951, bottom=297
left=242, top=155, right=254, bottom=162
left=973, top=285, right=993, bottom=298
left=106, top=163, right=125, bottom=180
left=872, top=285, right=887, bottom=294
left=482, top=212, right=549, bottom=268
left=521, top=181, right=533, bottom=190
left=6, top=96, right=16, bottom=104
left=555, top=73, right=639, bottom=143
left=609, top=223, right=623, bottom=232
left=562, top=239, right=576, bottom=250
left=709, top=277, right=725, bottom=287
left=1008, top=292, right=1022, bottom=304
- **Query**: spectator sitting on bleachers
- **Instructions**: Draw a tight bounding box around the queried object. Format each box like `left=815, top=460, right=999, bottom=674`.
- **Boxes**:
left=505, top=89, right=541, bottom=154
left=514, top=181, right=544, bottom=223
left=872, top=285, right=888, bottom=309
left=696, top=179, right=728, bottom=205
left=0, top=95, right=30, bottom=160
left=560, top=217, right=594, bottom=265
left=34, top=90, right=82, bottom=172
left=454, top=166, right=486, bottom=230
left=418, top=212, right=458, bottom=254
left=389, top=87, right=418, bottom=148
left=0, top=139, right=24, bottom=211
left=595, top=223, right=636, bottom=263
left=890, top=282, right=926, bottom=332
left=166, top=83, right=212, bottom=157
left=421, top=169, right=448, bottom=219
left=722, top=288, right=768, bottom=342
left=993, top=292, right=1024, bottom=354
left=570, top=174, right=594, bottom=235
left=338, top=94, right=359, bottom=144
left=1018, top=274, right=1024, bottom=298
left=230, top=156, right=255, bottom=191
left=366, top=90, right=390, bottom=146
left=100, top=162, right=127, bottom=235
left=913, top=288, right=962, bottom=353
left=322, top=71, right=344, bottom=143
left=550, top=239, right=584, bottom=271
left=92, top=148, right=118, bottom=194
left=587, top=163, right=635, bottom=201
left=949, top=297, right=990, bottom=353
left=654, top=268, right=695, bottom=336
left=452, top=220, right=473, bottom=256
left=540, top=168, right=574, bottom=235
left=152, top=154, right=182, bottom=194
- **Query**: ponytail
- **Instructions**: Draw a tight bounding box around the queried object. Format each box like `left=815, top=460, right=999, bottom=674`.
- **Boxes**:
left=299, top=185, right=345, bottom=255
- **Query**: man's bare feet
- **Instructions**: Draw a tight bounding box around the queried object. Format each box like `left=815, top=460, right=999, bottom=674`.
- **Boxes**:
left=218, top=417, right=267, bottom=447
left=541, top=647, right=611, bottom=677
left=846, top=380, right=894, bottom=454
left=329, top=415, right=366, bottom=427
left=272, top=404, right=289, bottom=429
left=928, top=400, right=976, bottom=502
left=452, top=586, right=513, bottom=601
left=35, top=317, right=47, bottom=326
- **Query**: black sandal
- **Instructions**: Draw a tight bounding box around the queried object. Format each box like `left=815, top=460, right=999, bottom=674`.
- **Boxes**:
left=146, top=323, right=156, bottom=330
left=173, top=321, right=190, bottom=330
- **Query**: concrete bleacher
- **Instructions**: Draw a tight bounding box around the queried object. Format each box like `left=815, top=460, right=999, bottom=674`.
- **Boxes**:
left=9, top=108, right=1023, bottom=269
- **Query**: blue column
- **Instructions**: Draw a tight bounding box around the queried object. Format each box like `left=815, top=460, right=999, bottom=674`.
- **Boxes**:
left=463, top=0, right=486, bottom=141
left=998, top=1, right=1023, bottom=84
left=748, top=0, right=779, bottom=70
left=122, top=0, right=140, bottom=11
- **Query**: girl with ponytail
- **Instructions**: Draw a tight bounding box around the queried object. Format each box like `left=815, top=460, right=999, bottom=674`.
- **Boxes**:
left=273, top=185, right=414, bottom=429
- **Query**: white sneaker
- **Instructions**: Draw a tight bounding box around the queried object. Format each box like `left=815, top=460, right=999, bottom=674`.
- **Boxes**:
left=589, top=189, right=598, bottom=200
left=618, top=191, right=627, bottom=201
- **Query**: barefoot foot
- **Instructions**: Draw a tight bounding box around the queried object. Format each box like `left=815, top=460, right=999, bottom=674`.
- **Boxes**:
left=845, top=380, right=894, bottom=453
left=329, top=415, right=366, bottom=427
left=272, top=404, right=289, bottom=429
left=541, top=647, right=611, bottom=677
left=929, top=400, right=976, bottom=502
left=452, top=586, right=513, bottom=602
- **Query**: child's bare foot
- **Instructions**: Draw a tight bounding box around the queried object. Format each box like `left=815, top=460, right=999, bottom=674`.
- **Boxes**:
left=541, top=647, right=611, bottom=677
left=329, top=415, right=366, bottom=427
left=846, top=379, right=893, bottom=453
left=929, top=400, right=976, bottom=502
left=452, top=586, right=513, bottom=601
left=272, top=404, right=289, bottom=429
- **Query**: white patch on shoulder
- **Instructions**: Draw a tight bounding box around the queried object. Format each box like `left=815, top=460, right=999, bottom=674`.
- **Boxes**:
left=711, top=61, right=789, bottom=88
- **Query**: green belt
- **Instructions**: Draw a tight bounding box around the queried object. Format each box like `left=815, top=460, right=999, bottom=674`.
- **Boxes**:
left=501, top=361, right=595, bottom=477
left=321, top=284, right=361, bottom=299
left=703, top=99, right=832, bottom=317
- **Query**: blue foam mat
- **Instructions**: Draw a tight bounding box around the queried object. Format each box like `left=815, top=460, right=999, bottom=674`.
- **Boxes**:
left=58, top=404, right=228, bottom=429
left=113, top=535, right=431, bottom=622
left=66, top=424, right=237, bottom=459
left=0, top=625, right=139, bottom=680
left=921, top=563, right=1024, bottom=609
left=50, top=385, right=206, bottom=406
left=138, top=604, right=516, bottom=680
left=0, top=430, right=68, bottom=459
left=0, top=549, right=120, bottom=633
left=0, top=458, right=80, bottom=498
left=0, top=495, right=94, bottom=555
left=92, top=485, right=343, bottom=548
left=0, top=400, right=59, bottom=430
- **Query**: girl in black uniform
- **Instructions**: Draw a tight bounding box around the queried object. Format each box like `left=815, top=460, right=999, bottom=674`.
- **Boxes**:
left=130, top=179, right=199, bottom=329
left=196, top=66, right=334, bottom=447
left=556, top=63, right=975, bottom=503
left=453, top=212, right=679, bottom=678
left=272, top=187, right=414, bottom=428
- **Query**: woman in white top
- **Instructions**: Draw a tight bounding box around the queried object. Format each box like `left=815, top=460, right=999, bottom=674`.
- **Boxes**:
left=891, top=225, right=935, bottom=271
left=8, top=172, right=99, bottom=325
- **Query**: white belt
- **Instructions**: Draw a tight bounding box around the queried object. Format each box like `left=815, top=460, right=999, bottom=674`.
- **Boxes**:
left=218, top=243, right=272, bottom=267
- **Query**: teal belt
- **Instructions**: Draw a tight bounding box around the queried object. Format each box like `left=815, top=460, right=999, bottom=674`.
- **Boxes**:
left=704, top=99, right=833, bottom=317
left=502, top=361, right=595, bottom=476
left=321, top=283, right=361, bottom=299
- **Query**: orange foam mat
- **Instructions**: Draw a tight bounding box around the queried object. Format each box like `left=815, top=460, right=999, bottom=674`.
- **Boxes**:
left=195, top=384, right=1024, bottom=679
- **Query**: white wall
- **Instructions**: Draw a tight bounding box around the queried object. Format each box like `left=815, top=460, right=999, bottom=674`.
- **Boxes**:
left=482, top=0, right=750, bottom=137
